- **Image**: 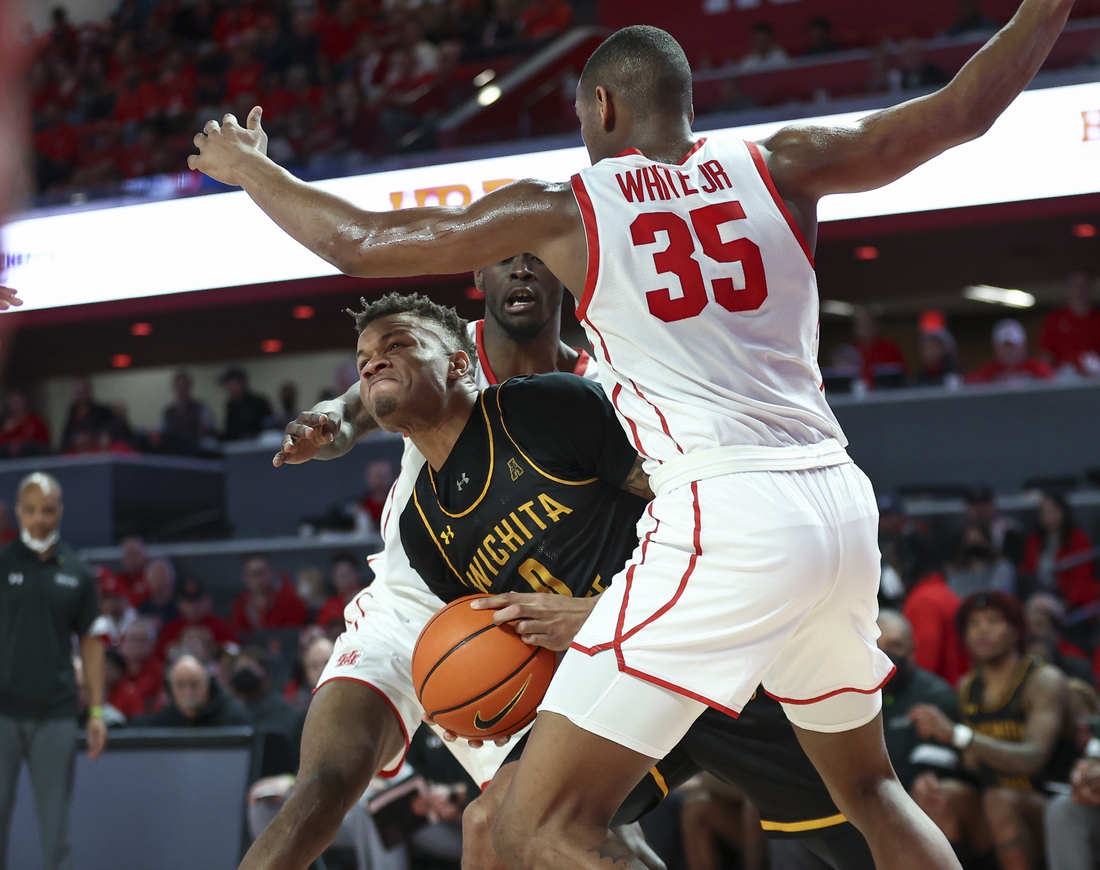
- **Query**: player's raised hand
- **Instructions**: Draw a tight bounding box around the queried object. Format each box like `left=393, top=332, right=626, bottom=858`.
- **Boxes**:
left=0, top=286, right=22, bottom=310
left=188, top=106, right=269, bottom=186
left=273, top=411, right=341, bottom=467
left=471, top=592, right=598, bottom=651
left=419, top=711, right=510, bottom=749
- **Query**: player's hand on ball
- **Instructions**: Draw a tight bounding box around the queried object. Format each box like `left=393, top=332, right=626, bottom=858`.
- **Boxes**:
left=188, top=106, right=268, bottom=186
left=420, top=711, right=511, bottom=748
left=0, top=286, right=22, bottom=310
left=273, top=411, right=340, bottom=466
left=908, top=704, right=955, bottom=743
left=86, top=716, right=107, bottom=761
left=471, top=592, right=598, bottom=651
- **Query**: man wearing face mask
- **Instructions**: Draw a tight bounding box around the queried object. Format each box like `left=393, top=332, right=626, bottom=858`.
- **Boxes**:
left=229, top=646, right=298, bottom=738
left=0, top=472, right=106, bottom=870
left=877, top=610, right=959, bottom=792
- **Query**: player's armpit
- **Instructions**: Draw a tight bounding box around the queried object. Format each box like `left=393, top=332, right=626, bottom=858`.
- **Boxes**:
left=763, top=0, right=1074, bottom=204
left=621, top=456, right=654, bottom=500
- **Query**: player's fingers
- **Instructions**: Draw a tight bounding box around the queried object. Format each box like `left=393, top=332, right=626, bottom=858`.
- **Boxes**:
left=187, top=154, right=199, bottom=170
left=491, top=604, right=527, bottom=624
left=248, top=105, right=263, bottom=130
left=466, top=739, right=484, bottom=748
left=204, top=119, right=220, bottom=135
left=222, top=112, right=239, bottom=128
left=470, top=592, right=521, bottom=611
left=494, top=736, right=511, bottom=747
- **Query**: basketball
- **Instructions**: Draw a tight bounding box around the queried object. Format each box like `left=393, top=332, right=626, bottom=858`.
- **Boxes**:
left=412, top=594, right=557, bottom=740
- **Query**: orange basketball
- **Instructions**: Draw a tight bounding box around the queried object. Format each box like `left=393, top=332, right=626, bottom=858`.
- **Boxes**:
left=412, top=594, right=556, bottom=740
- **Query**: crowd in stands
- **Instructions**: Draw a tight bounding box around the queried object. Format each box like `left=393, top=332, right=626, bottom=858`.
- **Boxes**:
left=27, top=0, right=576, bottom=196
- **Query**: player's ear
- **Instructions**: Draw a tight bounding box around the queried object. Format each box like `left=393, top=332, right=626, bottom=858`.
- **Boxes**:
left=473, top=270, right=484, bottom=292
left=595, top=85, right=614, bottom=131
left=449, top=351, right=471, bottom=380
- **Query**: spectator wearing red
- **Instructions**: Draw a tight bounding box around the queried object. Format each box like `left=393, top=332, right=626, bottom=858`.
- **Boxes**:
left=360, top=458, right=395, bottom=528
left=112, top=618, right=163, bottom=715
left=317, top=0, right=370, bottom=66
left=89, top=568, right=139, bottom=646
left=1021, top=491, right=1098, bottom=611
left=315, top=554, right=368, bottom=637
left=901, top=533, right=968, bottom=687
left=224, top=44, right=264, bottom=103
left=104, top=648, right=145, bottom=720
left=519, top=0, right=572, bottom=40
left=0, top=503, right=17, bottom=545
left=232, top=555, right=307, bottom=634
left=157, top=578, right=239, bottom=659
left=213, top=0, right=261, bottom=50
left=0, top=390, right=51, bottom=458
left=854, top=307, right=908, bottom=389
left=968, top=318, right=1054, bottom=384
left=111, top=66, right=158, bottom=126
left=1039, top=272, right=1100, bottom=376
left=117, top=535, right=149, bottom=607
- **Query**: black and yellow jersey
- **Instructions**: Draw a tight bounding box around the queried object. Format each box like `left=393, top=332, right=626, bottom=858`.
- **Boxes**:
left=399, top=373, right=647, bottom=603
left=958, top=655, right=1079, bottom=791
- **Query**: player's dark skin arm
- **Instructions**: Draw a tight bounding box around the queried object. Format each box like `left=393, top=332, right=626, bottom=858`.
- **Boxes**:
left=273, top=381, right=378, bottom=466
left=909, top=665, right=1070, bottom=777
left=190, top=0, right=1070, bottom=297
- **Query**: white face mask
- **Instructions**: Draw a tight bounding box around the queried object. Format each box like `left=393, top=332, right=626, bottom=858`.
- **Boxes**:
left=20, top=527, right=59, bottom=554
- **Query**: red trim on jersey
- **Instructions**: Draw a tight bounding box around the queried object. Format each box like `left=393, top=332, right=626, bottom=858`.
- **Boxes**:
left=571, top=347, right=593, bottom=377
left=570, top=175, right=601, bottom=322
left=611, top=384, right=645, bottom=455
left=474, top=320, right=498, bottom=385
left=617, top=482, right=701, bottom=645
left=744, top=140, right=815, bottom=268
left=677, top=138, right=707, bottom=165
left=615, top=147, right=644, bottom=158
left=764, top=666, right=896, bottom=706
left=313, top=676, right=410, bottom=776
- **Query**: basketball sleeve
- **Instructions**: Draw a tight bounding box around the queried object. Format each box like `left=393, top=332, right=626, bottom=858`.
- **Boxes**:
left=499, top=374, right=638, bottom=488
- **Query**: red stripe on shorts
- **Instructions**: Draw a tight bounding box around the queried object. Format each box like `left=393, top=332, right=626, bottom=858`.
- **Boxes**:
left=764, top=666, right=897, bottom=705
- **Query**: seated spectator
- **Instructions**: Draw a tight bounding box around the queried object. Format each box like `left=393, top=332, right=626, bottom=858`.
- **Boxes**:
left=740, top=22, right=788, bottom=71
left=157, top=578, right=240, bottom=660
left=519, top=0, right=572, bottom=41
left=1021, top=491, right=1099, bottom=611
left=853, top=307, right=908, bottom=389
left=1026, top=593, right=1094, bottom=685
left=1045, top=753, right=1100, bottom=870
left=968, top=318, right=1054, bottom=385
left=232, top=554, right=308, bottom=634
left=90, top=568, right=139, bottom=646
left=360, top=459, right=396, bottom=529
left=910, top=592, right=1079, bottom=870
left=275, top=382, right=299, bottom=428
left=966, top=485, right=1024, bottom=564
left=1039, top=272, right=1100, bottom=376
left=116, top=617, right=164, bottom=714
left=105, top=647, right=145, bottom=720
left=0, top=390, right=51, bottom=458
left=899, top=532, right=969, bottom=687
left=801, top=17, right=841, bottom=56
left=60, top=375, right=116, bottom=452
left=912, top=324, right=961, bottom=388
left=228, top=645, right=299, bottom=737
left=945, top=0, right=1000, bottom=37
left=219, top=367, right=274, bottom=441
left=138, top=558, right=180, bottom=630
left=945, top=523, right=1016, bottom=599
left=877, top=610, right=959, bottom=793
left=284, top=632, right=334, bottom=712
left=896, top=39, right=949, bottom=91
left=315, top=554, right=368, bottom=638
left=878, top=494, right=927, bottom=608
left=117, top=535, right=149, bottom=606
left=294, top=565, right=327, bottom=614
left=133, top=654, right=252, bottom=727
left=158, top=370, right=215, bottom=455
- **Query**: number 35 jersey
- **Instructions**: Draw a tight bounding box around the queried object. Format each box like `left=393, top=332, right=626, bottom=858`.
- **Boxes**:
left=399, top=374, right=648, bottom=604
left=571, top=136, right=846, bottom=468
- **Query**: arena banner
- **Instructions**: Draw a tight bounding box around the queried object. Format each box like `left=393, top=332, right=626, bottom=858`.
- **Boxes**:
left=3, top=80, right=1099, bottom=312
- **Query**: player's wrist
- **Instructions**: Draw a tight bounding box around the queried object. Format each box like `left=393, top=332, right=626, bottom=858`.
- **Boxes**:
left=87, top=705, right=105, bottom=720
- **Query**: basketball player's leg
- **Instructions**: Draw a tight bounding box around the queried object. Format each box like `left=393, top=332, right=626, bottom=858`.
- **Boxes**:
left=239, top=679, right=406, bottom=870
left=981, top=787, right=1046, bottom=870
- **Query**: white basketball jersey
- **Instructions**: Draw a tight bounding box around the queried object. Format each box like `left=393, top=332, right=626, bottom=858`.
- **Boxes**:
left=364, top=320, right=598, bottom=613
left=571, top=137, right=846, bottom=469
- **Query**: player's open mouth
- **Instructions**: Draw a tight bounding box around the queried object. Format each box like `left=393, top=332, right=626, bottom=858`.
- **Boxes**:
left=504, top=287, right=537, bottom=313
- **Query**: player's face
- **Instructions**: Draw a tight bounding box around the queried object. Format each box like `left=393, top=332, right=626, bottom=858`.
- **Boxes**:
left=15, top=485, right=63, bottom=542
left=477, top=253, right=563, bottom=340
left=356, top=314, right=468, bottom=431
left=965, top=608, right=1017, bottom=663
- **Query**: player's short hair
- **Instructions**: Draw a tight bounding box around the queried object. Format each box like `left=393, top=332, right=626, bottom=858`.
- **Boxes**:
left=956, top=590, right=1028, bottom=654
left=578, top=25, right=692, bottom=120
left=348, top=292, right=476, bottom=359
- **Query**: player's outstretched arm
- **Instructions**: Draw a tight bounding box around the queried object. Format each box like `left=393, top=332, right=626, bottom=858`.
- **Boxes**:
left=764, top=0, right=1075, bottom=204
left=189, top=109, right=586, bottom=291
left=273, top=381, right=378, bottom=466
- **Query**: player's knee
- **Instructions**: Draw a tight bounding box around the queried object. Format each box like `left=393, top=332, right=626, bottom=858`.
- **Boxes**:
left=462, top=793, right=501, bottom=870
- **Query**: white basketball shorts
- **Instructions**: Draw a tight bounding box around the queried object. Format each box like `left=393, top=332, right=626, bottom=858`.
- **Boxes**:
left=541, top=462, right=894, bottom=758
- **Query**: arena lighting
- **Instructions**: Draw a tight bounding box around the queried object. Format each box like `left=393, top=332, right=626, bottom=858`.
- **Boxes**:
left=292, top=305, right=315, bottom=319
left=854, top=246, right=880, bottom=260
left=4, top=81, right=1100, bottom=312
left=477, top=85, right=502, bottom=106
left=130, top=321, right=152, bottom=336
left=962, top=285, right=1037, bottom=308
left=821, top=300, right=856, bottom=316
left=1072, top=222, right=1098, bottom=238
left=473, top=69, right=496, bottom=87
left=112, top=354, right=132, bottom=368
left=261, top=339, right=283, bottom=353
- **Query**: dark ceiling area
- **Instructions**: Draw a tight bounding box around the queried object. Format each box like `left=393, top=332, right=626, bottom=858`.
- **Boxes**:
left=2, top=195, right=1097, bottom=383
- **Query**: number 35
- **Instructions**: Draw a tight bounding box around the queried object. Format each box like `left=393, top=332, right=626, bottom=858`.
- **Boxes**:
left=631, top=201, right=767, bottom=322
